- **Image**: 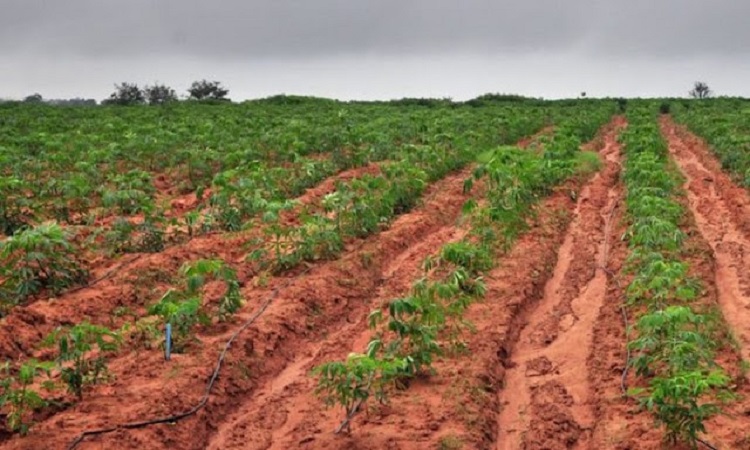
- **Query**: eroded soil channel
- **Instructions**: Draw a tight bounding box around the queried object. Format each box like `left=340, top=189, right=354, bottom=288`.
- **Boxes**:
left=496, top=118, right=625, bottom=450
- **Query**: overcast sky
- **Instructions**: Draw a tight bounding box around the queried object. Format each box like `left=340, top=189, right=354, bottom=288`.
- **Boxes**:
left=2, top=0, right=749, bottom=101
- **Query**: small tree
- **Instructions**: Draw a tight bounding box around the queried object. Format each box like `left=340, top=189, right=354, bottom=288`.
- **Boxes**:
left=187, top=80, right=229, bottom=101
left=103, top=82, right=145, bottom=106
left=23, top=93, right=43, bottom=103
left=144, top=83, right=178, bottom=105
left=689, top=82, right=711, bottom=99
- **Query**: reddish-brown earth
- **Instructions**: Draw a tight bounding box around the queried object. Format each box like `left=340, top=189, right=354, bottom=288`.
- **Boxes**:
left=9, top=117, right=750, bottom=450
left=494, top=117, right=625, bottom=450
left=0, top=163, right=383, bottom=363
left=0, top=161, right=478, bottom=450
left=661, top=118, right=750, bottom=366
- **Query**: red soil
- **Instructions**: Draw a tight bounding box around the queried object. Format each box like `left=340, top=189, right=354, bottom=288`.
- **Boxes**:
left=0, top=164, right=383, bottom=364
left=493, top=117, right=626, bottom=450
left=18, top=117, right=750, bottom=450
left=0, top=162, right=477, bottom=450
left=661, top=119, right=750, bottom=366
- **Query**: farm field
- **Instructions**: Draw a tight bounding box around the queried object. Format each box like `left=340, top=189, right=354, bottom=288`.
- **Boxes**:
left=1, top=97, right=750, bottom=450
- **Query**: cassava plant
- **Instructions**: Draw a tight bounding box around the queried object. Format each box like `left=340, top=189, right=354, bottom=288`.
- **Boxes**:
left=0, top=222, right=88, bottom=307
left=43, top=322, right=122, bottom=400
left=148, top=258, right=242, bottom=351
left=0, top=360, right=53, bottom=434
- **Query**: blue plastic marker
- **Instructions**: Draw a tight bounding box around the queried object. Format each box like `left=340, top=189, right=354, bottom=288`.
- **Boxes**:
left=165, top=323, right=172, bottom=361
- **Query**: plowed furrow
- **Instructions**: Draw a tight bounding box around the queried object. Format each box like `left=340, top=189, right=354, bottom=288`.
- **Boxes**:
left=207, top=224, right=469, bottom=450
left=7, top=166, right=475, bottom=450
left=496, top=119, right=624, bottom=450
left=0, top=164, right=383, bottom=361
left=661, top=118, right=750, bottom=366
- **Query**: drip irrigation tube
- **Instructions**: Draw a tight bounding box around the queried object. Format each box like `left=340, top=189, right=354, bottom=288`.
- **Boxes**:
left=66, top=266, right=313, bottom=450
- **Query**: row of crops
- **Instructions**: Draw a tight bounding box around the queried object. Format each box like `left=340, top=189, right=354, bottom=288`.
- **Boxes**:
left=0, top=100, right=617, bottom=436
left=0, top=101, right=619, bottom=314
left=0, top=103, right=551, bottom=312
left=0, top=101, right=548, bottom=234
left=313, top=106, right=614, bottom=431
left=621, top=107, right=732, bottom=447
left=672, top=98, right=750, bottom=188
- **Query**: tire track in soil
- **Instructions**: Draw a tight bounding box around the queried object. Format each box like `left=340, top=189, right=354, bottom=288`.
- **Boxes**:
left=2, top=166, right=475, bottom=450
left=661, top=117, right=750, bottom=367
left=0, top=164, right=383, bottom=362
left=496, top=118, right=625, bottom=450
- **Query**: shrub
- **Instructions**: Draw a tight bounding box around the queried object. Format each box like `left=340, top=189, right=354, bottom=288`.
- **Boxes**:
left=0, top=222, right=88, bottom=307
left=43, top=323, right=121, bottom=399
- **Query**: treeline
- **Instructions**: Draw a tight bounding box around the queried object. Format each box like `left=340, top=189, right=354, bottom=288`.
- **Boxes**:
left=102, top=80, right=230, bottom=105
left=7, top=79, right=231, bottom=107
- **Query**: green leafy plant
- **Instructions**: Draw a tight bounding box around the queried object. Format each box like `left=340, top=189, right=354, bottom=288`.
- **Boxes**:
left=313, top=352, right=410, bottom=434
left=0, top=222, right=88, bottom=307
left=0, top=360, right=53, bottom=434
left=632, top=370, right=731, bottom=447
left=148, top=259, right=242, bottom=351
left=0, top=176, right=32, bottom=236
left=44, top=322, right=121, bottom=399
left=149, top=292, right=207, bottom=351
left=181, top=259, right=243, bottom=320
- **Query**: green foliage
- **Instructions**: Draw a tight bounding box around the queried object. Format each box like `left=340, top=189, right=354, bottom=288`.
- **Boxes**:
left=622, top=107, right=730, bottom=447
left=149, top=292, right=207, bottom=351
left=632, top=370, right=731, bottom=447
left=105, top=214, right=165, bottom=254
left=0, top=222, right=88, bottom=308
left=0, top=176, right=31, bottom=235
left=148, top=259, right=242, bottom=351
left=102, top=82, right=145, bottom=106
left=43, top=322, right=121, bottom=399
left=0, top=360, right=53, bottom=434
left=313, top=353, right=409, bottom=418
left=100, top=169, right=155, bottom=215
left=673, top=99, right=750, bottom=189
left=181, top=259, right=243, bottom=320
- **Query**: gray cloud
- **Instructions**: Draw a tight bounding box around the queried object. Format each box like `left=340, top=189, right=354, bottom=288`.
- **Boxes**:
left=1, top=0, right=749, bottom=99
left=589, top=0, right=750, bottom=58
left=2, top=1, right=590, bottom=58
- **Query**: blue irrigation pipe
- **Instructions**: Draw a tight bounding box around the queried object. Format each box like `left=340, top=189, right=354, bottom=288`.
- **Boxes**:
left=165, top=323, right=172, bottom=361
left=66, top=265, right=314, bottom=450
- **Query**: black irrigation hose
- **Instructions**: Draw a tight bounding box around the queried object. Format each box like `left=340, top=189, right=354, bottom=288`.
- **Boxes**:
left=65, top=254, right=144, bottom=296
left=697, top=438, right=720, bottom=450
left=619, top=303, right=631, bottom=395
left=64, top=226, right=242, bottom=298
left=602, top=214, right=720, bottom=450
left=66, top=266, right=313, bottom=450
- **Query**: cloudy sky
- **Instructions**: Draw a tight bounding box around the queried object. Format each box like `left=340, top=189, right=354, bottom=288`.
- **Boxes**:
left=2, top=0, right=748, bottom=101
